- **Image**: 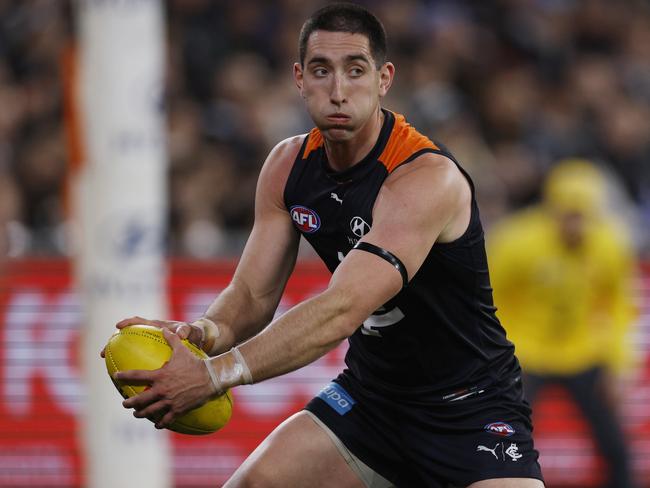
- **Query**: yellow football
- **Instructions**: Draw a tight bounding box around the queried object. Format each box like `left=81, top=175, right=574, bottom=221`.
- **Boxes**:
left=104, top=324, right=233, bottom=435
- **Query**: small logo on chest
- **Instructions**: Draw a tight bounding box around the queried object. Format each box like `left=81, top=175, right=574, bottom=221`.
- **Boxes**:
left=350, top=216, right=370, bottom=238
left=330, top=192, right=343, bottom=204
left=290, top=206, right=321, bottom=233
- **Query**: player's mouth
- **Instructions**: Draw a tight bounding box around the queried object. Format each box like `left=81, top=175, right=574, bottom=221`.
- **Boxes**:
left=326, top=113, right=351, bottom=124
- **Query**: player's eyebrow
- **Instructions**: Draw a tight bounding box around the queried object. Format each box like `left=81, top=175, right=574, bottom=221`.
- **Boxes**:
left=344, top=54, right=371, bottom=65
left=307, top=56, right=332, bottom=66
left=307, top=53, right=372, bottom=66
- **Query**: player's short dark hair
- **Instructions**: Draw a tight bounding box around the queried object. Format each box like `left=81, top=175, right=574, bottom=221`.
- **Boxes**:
left=299, top=3, right=387, bottom=69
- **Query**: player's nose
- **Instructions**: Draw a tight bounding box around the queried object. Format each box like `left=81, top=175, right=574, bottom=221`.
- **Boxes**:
left=329, top=74, right=346, bottom=105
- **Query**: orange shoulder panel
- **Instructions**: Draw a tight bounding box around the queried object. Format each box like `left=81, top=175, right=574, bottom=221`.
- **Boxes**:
left=378, top=112, right=438, bottom=172
left=302, top=128, right=324, bottom=159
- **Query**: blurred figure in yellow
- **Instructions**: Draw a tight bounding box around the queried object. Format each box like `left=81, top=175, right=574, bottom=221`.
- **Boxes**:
left=488, top=159, right=638, bottom=488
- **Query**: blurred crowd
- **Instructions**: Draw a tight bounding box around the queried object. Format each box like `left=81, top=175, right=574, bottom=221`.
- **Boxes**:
left=0, top=0, right=649, bottom=258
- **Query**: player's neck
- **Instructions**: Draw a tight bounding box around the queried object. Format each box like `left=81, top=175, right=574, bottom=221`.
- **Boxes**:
left=324, top=109, right=384, bottom=172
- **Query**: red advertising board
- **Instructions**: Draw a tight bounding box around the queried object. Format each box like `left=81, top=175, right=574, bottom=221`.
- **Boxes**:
left=0, top=259, right=648, bottom=487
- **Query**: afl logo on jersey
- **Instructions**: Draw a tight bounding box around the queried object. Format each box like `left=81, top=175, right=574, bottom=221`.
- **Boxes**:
left=350, top=216, right=370, bottom=238
left=290, top=205, right=321, bottom=233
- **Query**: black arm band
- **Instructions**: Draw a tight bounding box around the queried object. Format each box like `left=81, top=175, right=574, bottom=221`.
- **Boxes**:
left=352, top=242, right=409, bottom=289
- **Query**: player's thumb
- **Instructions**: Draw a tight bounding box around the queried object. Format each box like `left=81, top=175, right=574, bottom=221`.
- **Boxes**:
left=163, top=327, right=183, bottom=350
left=175, top=323, right=191, bottom=340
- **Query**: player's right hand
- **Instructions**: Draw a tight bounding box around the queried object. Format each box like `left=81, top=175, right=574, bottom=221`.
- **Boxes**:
left=100, top=316, right=204, bottom=358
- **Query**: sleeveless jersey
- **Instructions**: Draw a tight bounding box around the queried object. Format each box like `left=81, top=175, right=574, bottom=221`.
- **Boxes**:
left=284, top=109, right=516, bottom=399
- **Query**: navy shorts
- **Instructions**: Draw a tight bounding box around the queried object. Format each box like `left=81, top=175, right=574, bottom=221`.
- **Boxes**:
left=305, top=369, right=544, bottom=487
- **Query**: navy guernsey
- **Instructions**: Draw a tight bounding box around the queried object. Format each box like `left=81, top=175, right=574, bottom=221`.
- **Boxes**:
left=283, top=109, right=517, bottom=400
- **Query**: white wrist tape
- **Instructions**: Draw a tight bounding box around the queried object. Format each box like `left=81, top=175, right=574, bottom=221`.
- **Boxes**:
left=231, top=346, right=254, bottom=384
left=203, top=347, right=253, bottom=396
left=203, top=358, right=223, bottom=396
left=192, top=316, right=221, bottom=355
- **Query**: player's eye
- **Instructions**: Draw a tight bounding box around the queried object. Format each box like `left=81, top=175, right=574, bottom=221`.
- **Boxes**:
left=349, top=67, right=364, bottom=77
left=313, top=67, right=328, bottom=77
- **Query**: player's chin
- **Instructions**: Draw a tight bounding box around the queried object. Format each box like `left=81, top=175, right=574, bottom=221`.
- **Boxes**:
left=322, top=125, right=354, bottom=140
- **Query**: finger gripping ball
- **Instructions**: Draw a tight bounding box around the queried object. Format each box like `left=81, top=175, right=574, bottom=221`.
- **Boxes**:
left=104, top=325, right=233, bottom=435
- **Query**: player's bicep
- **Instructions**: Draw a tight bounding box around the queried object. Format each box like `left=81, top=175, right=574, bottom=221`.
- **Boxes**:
left=327, top=247, right=404, bottom=329
left=357, top=154, right=470, bottom=283
left=231, top=137, right=303, bottom=305
left=234, top=208, right=299, bottom=301
left=327, top=155, right=469, bottom=326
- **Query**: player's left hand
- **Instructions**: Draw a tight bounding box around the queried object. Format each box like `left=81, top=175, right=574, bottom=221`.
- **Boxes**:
left=115, top=328, right=213, bottom=429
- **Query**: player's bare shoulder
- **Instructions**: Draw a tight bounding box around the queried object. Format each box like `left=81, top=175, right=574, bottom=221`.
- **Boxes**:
left=387, top=152, right=466, bottom=190
left=259, top=135, right=306, bottom=184
left=256, top=135, right=307, bottom=210
left=377, top=152, right=471, bottom=243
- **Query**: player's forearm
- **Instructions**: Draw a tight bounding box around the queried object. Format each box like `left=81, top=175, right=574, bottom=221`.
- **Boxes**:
left=244, top=289, right=358, bottom=379
left=203, top=248, right=403, bottom=394
left=197, top=277, right=282, bottom=355
left=207, top=287, right=362, bottom=390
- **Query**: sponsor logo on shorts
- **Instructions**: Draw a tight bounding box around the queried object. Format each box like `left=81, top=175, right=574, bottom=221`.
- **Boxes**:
left=477, top=443, right=502, bottom=460
left=317, top=382, right=356, bottom=415
left=290, top=206, right=321, bottom=233
left=476, top=442, right=523, bottom=462
left=484, top=422, right=515, bottom=437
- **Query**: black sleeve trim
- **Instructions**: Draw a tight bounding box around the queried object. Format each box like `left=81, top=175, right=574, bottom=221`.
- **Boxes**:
left=352, top=241, right=409, bottom=288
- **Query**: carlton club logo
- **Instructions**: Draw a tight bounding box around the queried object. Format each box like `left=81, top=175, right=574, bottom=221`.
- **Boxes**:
left=290, top=205, right=321, bottom=233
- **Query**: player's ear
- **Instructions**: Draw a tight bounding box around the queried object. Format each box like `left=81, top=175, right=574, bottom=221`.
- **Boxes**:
left=378, top=62, right=394, bottom=97
left=293, top=62, right=305, bottom=96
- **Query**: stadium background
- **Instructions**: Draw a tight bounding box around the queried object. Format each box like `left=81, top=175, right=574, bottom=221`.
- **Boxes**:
left=0, top=0, right=649, bottom=486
